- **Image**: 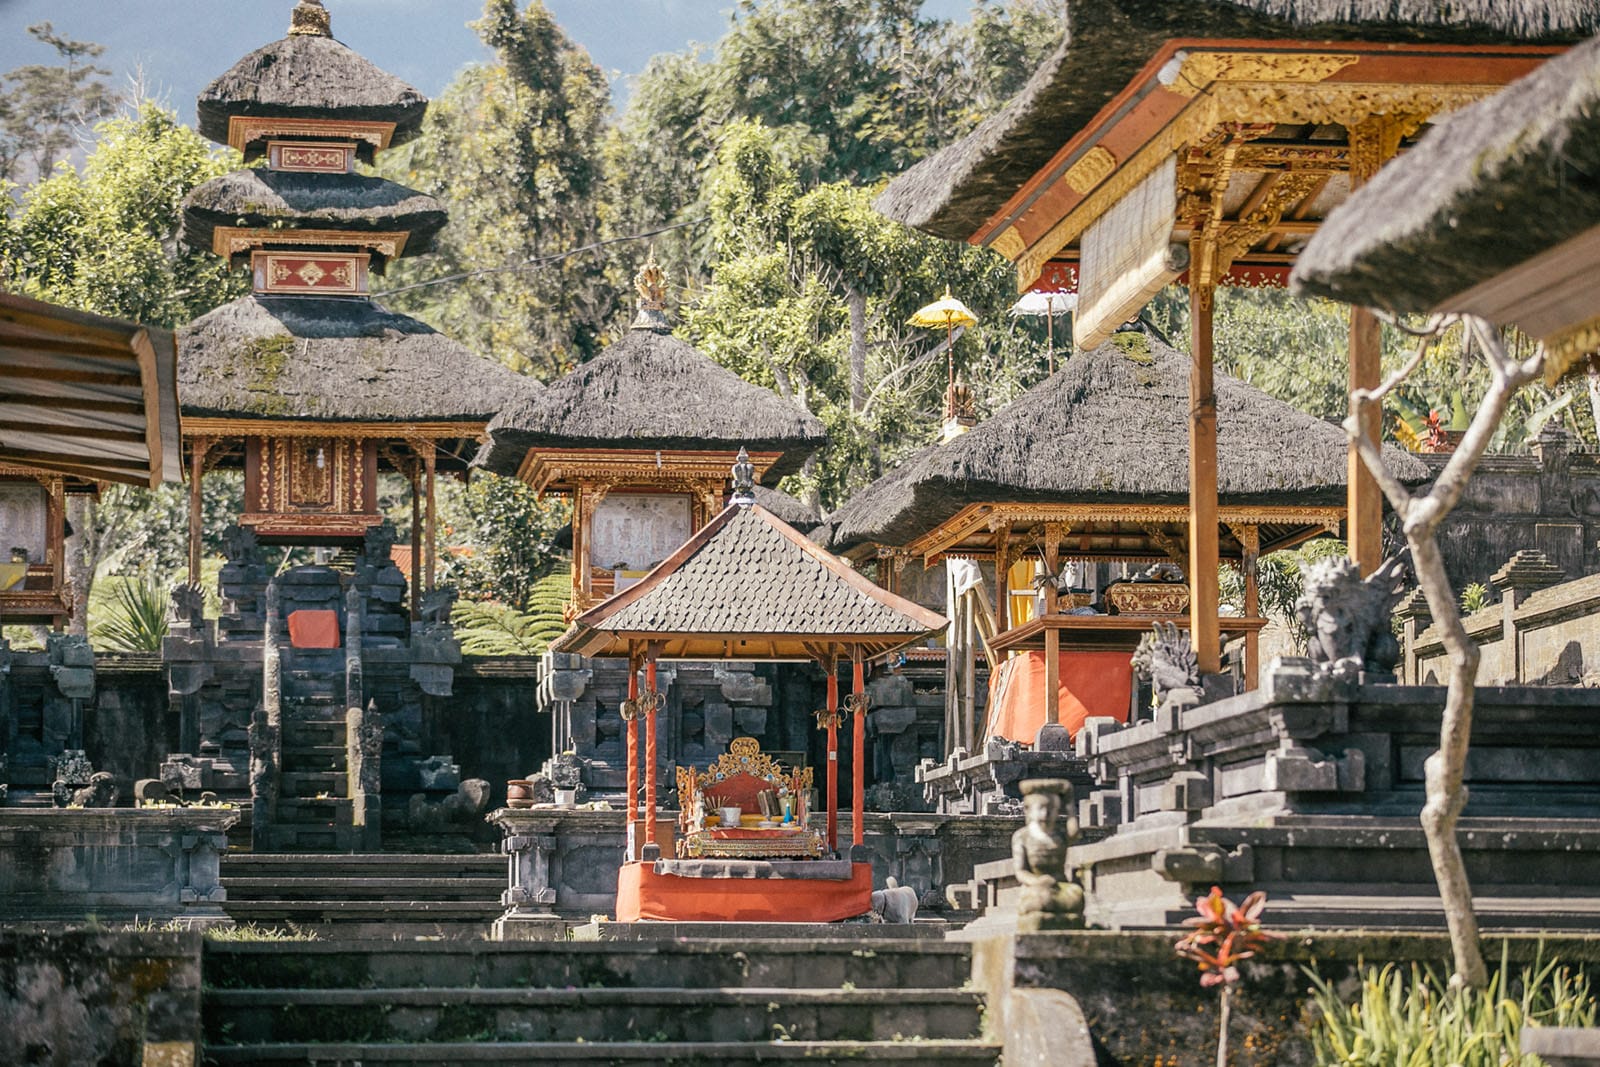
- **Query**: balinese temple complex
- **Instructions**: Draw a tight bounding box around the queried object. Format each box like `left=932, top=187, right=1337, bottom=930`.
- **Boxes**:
left=825, top=329, right=1428, bottom=754
left=875, top=0, right=1596, bottom=679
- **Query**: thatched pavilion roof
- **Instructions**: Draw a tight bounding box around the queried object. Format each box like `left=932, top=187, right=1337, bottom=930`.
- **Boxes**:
left=877, top=0, right=1597, bottom=241
left=1291, top=34, right=1600, bottom=312
left=825, top=330, right=1432, bottom=552
left=476, top=326, right=828, bottom=483
left=181, top=170, right=447, bottom=262
left=552, top=502, right=947, bottom=661
left=178, top=295, right=540, bottom=424
left=197, top=31, right=428, bottom=159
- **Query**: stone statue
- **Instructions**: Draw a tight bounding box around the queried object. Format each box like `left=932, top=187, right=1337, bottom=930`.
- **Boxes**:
left=1296, top=554, right=1408, bottom=680
left=524, top=772, right=556, bottom=805
left=870, top=877, right=920, bottom=924
left=408, top=778, right=491, bottom=831
left=169, top=582, right=207, bottom=627
left=361, top=521, right=398, bottom=571
left=1131, top=621, right=1201, bottom=712
left=1011, top=778, right=1085, bottom=931
left=418, top=585, right=459, bottom=625
left=60, top=772, right=118, bottom=809
left=222, top=524, right=261, bottom=565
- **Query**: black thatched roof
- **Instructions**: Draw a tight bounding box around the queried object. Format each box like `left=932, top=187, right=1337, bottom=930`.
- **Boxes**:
left=197, top=33, right=428, bottom=157
left=826, top=331, right=1432, bottom=551
left=181, top=169, right=447, bottom=261
left=476, top=326, right=828, bottom=481
left=179, top=295, right=540, bottom=423
left=1291, top=34, right=1600, bottom=311
left=878, top=0, right=1598, bottom=241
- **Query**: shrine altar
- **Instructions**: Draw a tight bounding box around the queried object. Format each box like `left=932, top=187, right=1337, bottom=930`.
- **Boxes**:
left=616, top=859, right=872, bottom=923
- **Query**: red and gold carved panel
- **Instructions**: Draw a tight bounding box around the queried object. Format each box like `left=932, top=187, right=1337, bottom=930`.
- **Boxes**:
left=244, top=437, right=379, bottom=541
left=268, top=140, right=355, bottom=174
left=253, top=252, right=369, bottom=296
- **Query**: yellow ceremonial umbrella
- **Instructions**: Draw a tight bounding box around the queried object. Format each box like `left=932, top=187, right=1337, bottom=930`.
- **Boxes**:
left=909, top=286, right=978, bottom=387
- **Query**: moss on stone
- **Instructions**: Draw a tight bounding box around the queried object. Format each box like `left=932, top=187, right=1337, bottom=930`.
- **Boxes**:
left=1110, top=332, right=1152, bottom=363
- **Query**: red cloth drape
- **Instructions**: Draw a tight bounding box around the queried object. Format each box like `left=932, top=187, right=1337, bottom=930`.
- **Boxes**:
left=986, top=650, right=1131, bottom=742
left=286, top=610, right=340, bottom=649
left=615, top=861, right=872, bottom=923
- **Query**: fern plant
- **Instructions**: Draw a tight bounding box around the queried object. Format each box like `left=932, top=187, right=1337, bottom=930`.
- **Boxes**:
left=92, top=578, right=169, bottom=652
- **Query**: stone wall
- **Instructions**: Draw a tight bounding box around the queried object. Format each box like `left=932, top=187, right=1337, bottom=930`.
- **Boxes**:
left=0, top=930, right=201, bottom=1066
left=968, top=929, right=1600, bottom=1067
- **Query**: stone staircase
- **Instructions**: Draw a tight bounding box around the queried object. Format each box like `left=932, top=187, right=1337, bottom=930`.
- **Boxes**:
left=201, top=937, right=1000, bottom=1065
left=268, top=648, right=355, bottom=852
left=221, top=853, right=504, bottom=939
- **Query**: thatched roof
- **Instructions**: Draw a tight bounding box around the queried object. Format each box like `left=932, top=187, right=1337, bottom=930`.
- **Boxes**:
left=552, top=503, right=947, bottom=661
left=181, top=169, right=447, bottom=262
left=476, top=325, right=827, bottom=482
left=197, top=33, right=428, bottom=158
left=877, top=0, right=1598, bottom=241
left=1291, top=34, right=1600, bottom=311
left=826, top=330, right=1432, bottom=551
left=178, top=295, right=540, bottom=423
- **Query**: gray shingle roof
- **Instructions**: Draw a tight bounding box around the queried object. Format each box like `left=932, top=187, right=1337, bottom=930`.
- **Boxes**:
left=553, top=504, right=946, bottom=659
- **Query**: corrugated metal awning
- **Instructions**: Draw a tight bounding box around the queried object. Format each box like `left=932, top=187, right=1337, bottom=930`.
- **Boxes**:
left=0, top=292, right=182, bottom=487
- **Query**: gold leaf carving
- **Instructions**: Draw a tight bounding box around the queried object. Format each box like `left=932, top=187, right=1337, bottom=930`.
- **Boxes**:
left=989, top=226, right=1025, bottom=260
left=1167, top=52, right=1361, bottom=98
left=1064, top=146, right=1117, bottom=194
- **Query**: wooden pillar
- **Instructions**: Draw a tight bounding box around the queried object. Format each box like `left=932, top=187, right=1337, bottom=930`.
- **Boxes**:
left=408, top=464, right=422, bottom=621
left=187, top=440, right=207, bottom=587
left=1238, top=525, right=1261, bottom=691
left=994, top=525, right=1011, bottom=635
left=644, top=646, right=660, bottom=852
left=625, top=645, right=640, bottom=855
left=1042, top=523, right=1065, bottom=728
left=1347, top=116, right=1405, bottom=576
left=825, top=661, right=839, bottom=854
left=422, top=448, right=438, bottom=594
left=852, top=652, right=866, bottom=849
left=1188, top=236, right=1222, bottom=675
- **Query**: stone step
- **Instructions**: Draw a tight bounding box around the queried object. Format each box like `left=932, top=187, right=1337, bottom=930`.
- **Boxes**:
left=221, top=900, right=505, bottom=926
left=204, top=986, right=985, bottom=1046
left=203, top=1039, right=1001, bottom=1066
left=222, top=854, right=501, bottom=877
left=281, top=745, right=346, bottom=773
left=203, top=939, right=973, bottom=992
left=277, top=772, right=347, bottom=798
left=274, top=796, right=351, bottom=820
left=222, top=877, right=501, bottom=902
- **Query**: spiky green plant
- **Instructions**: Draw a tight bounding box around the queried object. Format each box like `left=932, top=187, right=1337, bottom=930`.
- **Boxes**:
left=92, top=577, right=169, bottom=652
left=1308, top=947, right=1595, bottom=1066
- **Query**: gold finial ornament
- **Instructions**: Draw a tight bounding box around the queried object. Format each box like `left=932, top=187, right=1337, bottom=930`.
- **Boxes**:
left=289, top=0, right=332, bottom=37
left=630, top=250, right=671, bottom=332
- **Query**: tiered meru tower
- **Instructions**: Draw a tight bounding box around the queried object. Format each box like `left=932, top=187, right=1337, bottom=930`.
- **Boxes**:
left=166, top=0, right=540, bottom=851
left=178, top=0, right=536, bottom=593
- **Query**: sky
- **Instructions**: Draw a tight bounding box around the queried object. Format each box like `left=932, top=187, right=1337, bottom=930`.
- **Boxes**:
left=0, top=0, right=976, bottom=121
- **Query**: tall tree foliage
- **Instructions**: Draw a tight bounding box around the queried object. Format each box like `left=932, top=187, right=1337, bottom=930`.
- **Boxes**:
left=0, top=23, right=117, bottom=184
left=681, top=121, right=1033, bottom=510
left=0, top=102, right=245, bottom=632
left=381, top=0, right=614, bottom=376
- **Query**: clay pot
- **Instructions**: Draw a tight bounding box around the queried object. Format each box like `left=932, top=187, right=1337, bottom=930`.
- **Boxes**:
left=507, top=779, right=533, bottom=802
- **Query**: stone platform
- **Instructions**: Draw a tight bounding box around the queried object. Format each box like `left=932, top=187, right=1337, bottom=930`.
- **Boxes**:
left=1070, top=664, right=1600, bottom=929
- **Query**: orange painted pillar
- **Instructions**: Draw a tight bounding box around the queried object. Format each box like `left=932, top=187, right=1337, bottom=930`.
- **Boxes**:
left=644, top=656, right=659, bottom=847
left=852, top=656, right=866, bottom=849
left=826, top=667, right=839, bottom=854
left=625, top=659, right=639, bottom=853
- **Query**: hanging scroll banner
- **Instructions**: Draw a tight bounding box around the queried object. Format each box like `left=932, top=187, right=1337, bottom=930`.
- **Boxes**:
left=1073, top=155, right=1183, bottom=351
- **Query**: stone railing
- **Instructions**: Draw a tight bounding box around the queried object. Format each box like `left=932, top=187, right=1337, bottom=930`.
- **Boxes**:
left=1403, top=549, right=1600, bottom=686
left=0, top=807, right=239, bottom=924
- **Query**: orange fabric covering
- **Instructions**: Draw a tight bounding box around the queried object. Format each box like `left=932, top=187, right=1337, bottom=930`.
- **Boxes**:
left=287, top=610, right=340, bottom=649
left=986, top=650, right=1131, bottom=743
left=615, top=861, right=872, bottom=923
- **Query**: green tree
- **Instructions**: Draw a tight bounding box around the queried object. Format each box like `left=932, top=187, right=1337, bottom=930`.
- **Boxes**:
left=0, top=23, right=118, bottom=184
left=438, top=474, right=570, bottom=610
left=681, top=120, right=1031, bottom=509
left=0, top=101, right=246, bottom=632
left=381, top=0, right=614, bottom=376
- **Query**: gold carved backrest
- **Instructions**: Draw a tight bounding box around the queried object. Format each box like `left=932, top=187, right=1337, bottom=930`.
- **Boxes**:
left=676, top=736, right=813, bottom=813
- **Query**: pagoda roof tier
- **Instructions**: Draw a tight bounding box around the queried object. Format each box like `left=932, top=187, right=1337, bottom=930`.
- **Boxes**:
left=198, top=30, right=427, bottom=161
left=552, top=502, right=947, bottom=661
left=824, top=330, right=1430, bottom=557
left=876, top=0, right=1596, bottom=245
left=182, top=170, right=447, bottom=264
left=179, top=295, right=541, bottom=425
left=476, top=327, right=827, bottom=486
left=1291, top=34, right=1600, bottom=375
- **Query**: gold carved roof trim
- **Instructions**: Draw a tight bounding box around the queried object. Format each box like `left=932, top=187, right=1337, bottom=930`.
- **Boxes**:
left=211, top=226, right=410, bottom=260
left=227, top=116, right=395, bottom=155
left=181, top=418, right=485, bottom=439
left=1166, top=51, right=1362, bottom=99
left=1013, top=79, right=1500, bottom=291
